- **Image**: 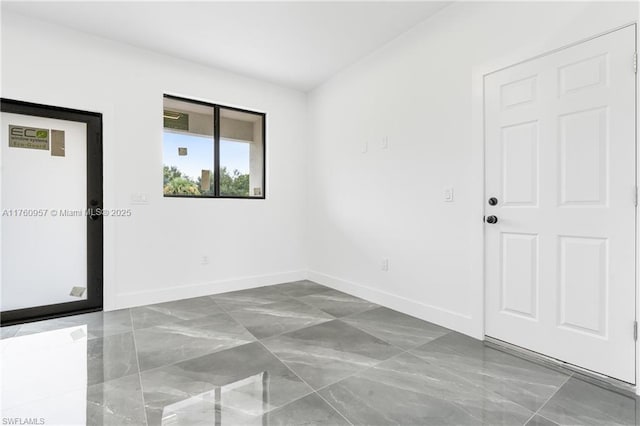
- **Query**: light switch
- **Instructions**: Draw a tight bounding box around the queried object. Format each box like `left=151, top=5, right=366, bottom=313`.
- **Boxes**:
left=443, top=186, right=454, bottom=202
left=131, top=192, right=149, bottom=204
left=381, top=136, right=389, bottom=150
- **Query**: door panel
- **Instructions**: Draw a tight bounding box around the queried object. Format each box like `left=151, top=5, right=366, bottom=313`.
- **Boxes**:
left=501, top=232, right=539, bottom=319
left=558, top=236, right=608, bottom=336
left=484, top=26, right=636, bottom=383
left=559, top=107, right=608, bottom=205
left=501, top=121, right=539, bottom=206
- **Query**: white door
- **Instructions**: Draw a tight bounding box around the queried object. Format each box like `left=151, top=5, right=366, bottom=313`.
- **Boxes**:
left=484, top=26, right=636, bottom=383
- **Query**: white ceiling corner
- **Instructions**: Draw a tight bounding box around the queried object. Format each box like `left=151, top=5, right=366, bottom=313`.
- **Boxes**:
left=2, top=1, right=452, bottom=91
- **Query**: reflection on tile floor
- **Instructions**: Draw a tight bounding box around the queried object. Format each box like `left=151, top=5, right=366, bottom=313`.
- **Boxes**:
left=1, top=280, right=638, bottom=425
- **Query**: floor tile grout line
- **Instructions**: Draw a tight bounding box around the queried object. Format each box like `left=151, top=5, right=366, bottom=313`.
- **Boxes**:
left=521, top=410, right=540, bottom=425
left=404, top=344, right=551, bottom=418
left=257, top=320, right=419, bottom=399
left=8, top=284, right=608, bottom=426
left=256, top=340, right=355, bottom=426
left=290, top=292, right=380, bottom=319
left=130, top=306, right=226, bottom=334
left=338, top=315, right=455, bottom=355
left=129, top=309, right=150, bottom=426
left=528, top=412, right=561, bottom=426
left=211, top=286, right=383, bottom=343
left=311, top=347, right=413, bottom=395
left=134, top=338, right=258, bottom=377
left=130, top=294, right=338, bottom=424
left=530, top=373, right=573, bottom=421
left=255, top=316, right=393, bottom=349
left=211, top=287, right=458, bottom=395
left=130, top=303, right=260, bottom=375
left=219, top=299, right=335, bottom=342
left=132, top=303, right=542, bottom=420
left=357, top=340, right=537, bottom=419
left=335, top=306, right=455, bottom=349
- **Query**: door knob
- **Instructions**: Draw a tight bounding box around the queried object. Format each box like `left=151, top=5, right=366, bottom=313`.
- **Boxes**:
left=488, top=197, right=498, bottom=206
left=486, top=215, right=498, bottom=224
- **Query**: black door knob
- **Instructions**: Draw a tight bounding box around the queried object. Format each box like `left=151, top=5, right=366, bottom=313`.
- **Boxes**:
left=486, top=215, right=498, bottom=224
left=488, top=197, right=498, bottom=206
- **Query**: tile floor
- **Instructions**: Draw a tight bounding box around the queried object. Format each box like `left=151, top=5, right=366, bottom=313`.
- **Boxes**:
left=1, top=280, right=638, bottom=425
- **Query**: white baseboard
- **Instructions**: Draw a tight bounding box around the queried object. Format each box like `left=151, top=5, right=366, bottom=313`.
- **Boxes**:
left=109, top=268, right=481, bottom=340
left=110, top=270, right=308, bottom=310
left=308, top=270, right=481, bottom=339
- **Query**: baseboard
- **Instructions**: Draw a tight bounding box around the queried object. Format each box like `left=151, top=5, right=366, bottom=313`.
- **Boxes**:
left=110, top=270, right=308, bottom=310
left=109, top=269, right=480, bottom=340
left=308, top=270, right=481, bottom=339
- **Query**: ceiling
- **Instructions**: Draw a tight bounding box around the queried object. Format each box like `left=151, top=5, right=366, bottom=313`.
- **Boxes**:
left=2, top=1, right=451, bottom=91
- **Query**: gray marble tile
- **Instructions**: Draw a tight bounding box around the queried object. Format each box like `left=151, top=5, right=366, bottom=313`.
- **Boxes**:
left=271, top=280, right=332, bottom=298
left=320, top=352, right=533, bottom=425
left=228, top=298, right=333, bottom=339
left=265, top=392, right=350, bottom=425
left=134, top=312, right=255, bottom=371
left=87, top=373, right=147, bottom=426
left=411, top=332, right=570, bottom=412
left=342, top=306, right=451, bottom=350
left=0, top=324, right=21, bottom=339
left=140, top=341, right=313, bottom=425
left=298, top=288, right=379, bottom=318
left=211, top=286, right=291, bottom=312
left=14, top=309, right=133, bottom=340
left=537, top=377, right=638, bottom=426
left=525, top=414, right=559, bottom=426
left=263, top=319, right=402, bottom=390
left=150, top=392, right=350, bottom=426
left=321, top=375, right=528, bottom=425
left=88, top=331, right=139, bottom=385
left=130, top=296, right=223, bottom=330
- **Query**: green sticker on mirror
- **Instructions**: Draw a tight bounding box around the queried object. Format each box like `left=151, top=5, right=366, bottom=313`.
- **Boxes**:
left=8, top=125, right=50, bottom=150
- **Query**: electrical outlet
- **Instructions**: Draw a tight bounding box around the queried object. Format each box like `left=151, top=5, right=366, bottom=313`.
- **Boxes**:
left=362, top=141, right=368, bottom=154
left=381, top=258, right=389, bottom=272
left=201, top=255, right=209, bottom=266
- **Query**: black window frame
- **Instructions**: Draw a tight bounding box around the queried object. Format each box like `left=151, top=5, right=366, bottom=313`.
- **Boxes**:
left=163, top=94, right=266, bottom=200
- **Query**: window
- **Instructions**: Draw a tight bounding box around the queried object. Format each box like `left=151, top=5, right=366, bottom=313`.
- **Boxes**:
left=162, top=94, right=265, bottom=198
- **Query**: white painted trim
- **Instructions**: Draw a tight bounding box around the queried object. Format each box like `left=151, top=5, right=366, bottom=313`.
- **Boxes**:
left=111, top=269, right=308, bottom=310
left=308, top=270, right=477, bottom=338
left=634, top=9, right=640, bottom=396
left=471, top=23, right=640, bottom=392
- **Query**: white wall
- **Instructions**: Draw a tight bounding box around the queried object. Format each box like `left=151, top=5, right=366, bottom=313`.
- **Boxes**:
left=2, top=2, right=637, bottom=344
left=1, top=11, right=309, bottom=310
left=307, top=1, right=638, bottom=338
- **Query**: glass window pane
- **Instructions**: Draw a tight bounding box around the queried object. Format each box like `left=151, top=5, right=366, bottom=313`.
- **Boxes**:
left=219, top=108, right=264, bottom=197
left=163, top=98, right=214, bottom=197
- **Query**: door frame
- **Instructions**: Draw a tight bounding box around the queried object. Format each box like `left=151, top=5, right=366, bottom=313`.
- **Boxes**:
left=470, top=23, right=639, bottom=388
left=0, top=98, right=103, bottom=325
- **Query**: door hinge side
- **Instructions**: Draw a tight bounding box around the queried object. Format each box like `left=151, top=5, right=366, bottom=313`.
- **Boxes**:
left=634, top=52, right=638, bottom=74
left=635, top=186, right=638, bottom=207
left=634, top=321, right=637, bottom=341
